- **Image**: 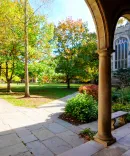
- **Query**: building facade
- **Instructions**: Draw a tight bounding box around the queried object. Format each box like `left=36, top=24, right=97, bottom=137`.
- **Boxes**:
left=112, top=22, right=130, bottom=71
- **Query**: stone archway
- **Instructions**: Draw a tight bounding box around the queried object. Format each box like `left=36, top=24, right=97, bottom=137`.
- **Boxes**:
left=85, top=0, right=109, bottom=49
left=84, top=0, right=116, bottom=146
left=79, top=0, right=130, bottom=147
left=83, top=0, right=130, bottom=146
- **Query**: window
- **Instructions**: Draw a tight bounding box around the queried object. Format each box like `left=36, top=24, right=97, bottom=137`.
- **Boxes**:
left=115, top=45, right=117, bottom=60
left=114, top=38, right=128, bottom=69
left=122, top=43, right=124, bottom=59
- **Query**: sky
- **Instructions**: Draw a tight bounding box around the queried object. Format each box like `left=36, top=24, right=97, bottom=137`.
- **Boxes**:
left=30, top=0, right=96, bottom=32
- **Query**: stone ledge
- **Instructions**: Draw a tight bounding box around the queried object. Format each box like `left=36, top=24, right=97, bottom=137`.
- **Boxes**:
left=58, top=141, right=104, bottom=156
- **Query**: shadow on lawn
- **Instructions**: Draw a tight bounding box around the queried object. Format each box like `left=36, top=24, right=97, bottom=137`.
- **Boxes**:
left=0, top=90, right=78, bottom=102
left=0, top=87, right=78, bottom=98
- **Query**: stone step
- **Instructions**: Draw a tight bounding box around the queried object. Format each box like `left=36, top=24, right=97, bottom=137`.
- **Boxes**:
left=58, top=140, right=104, bottom=156
left=122, top=149, right=130, bottom=156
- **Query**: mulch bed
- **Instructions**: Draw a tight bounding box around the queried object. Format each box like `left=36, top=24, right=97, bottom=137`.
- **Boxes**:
left=59, top=113, right=86, bottom=125
left=79, top=133, right=92, bottom=142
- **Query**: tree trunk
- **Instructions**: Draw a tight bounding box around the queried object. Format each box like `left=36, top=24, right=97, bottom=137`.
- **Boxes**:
left=0, top=64, right=1, bottom=76
left=5, top=62, right=12, bottom=92
left=66, top=75, right=70, bottom=89
left=34, top=77, right=38, bottom=83
left=67, top=80, right=70, bottom=89
left=24, top=0, right=30, bottom=97
left=7, top=80, right=12, bottom=93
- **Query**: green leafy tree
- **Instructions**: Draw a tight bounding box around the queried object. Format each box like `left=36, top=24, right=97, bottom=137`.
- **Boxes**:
left=24, top=0, right=54, bottom=97
left=0, top=0, right=54, bottom=93
left=75, top=32, right=98, bottom=83
left=0, top=0, right=24, bottom=92
left=54, top=17, right=98, bottom=88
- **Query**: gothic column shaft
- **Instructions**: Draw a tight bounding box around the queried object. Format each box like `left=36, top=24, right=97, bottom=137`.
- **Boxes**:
left=94, top=49, right=116, bottom=146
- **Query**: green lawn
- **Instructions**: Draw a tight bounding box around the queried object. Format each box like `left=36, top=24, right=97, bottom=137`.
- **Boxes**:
left=0, top=83, right=81, bottom=108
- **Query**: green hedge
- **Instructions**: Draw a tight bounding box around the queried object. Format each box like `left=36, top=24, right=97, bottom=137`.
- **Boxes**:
left=112, top=103, right=130, bottom=123
left=65, top=93, right=98, bottom=122
left=112, top=103, right=130, bottom=112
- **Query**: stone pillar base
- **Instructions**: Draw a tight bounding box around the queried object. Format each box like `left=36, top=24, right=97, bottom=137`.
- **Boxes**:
left=94, top=135, right=116, bottom=147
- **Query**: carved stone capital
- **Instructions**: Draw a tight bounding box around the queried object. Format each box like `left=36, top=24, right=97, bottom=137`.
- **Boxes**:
left=97, top=48, right=115, bottom=57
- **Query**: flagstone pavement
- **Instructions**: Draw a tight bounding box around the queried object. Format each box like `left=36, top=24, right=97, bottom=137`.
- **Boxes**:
left=0, top=92, right=130, bottom=156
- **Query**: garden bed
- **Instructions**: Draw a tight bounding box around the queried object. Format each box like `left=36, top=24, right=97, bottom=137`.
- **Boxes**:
left=79, top=128, right=97, bottom=142
left=59, top=113, right=86, bottom=125
left=61, top=93, right=98, bottom=124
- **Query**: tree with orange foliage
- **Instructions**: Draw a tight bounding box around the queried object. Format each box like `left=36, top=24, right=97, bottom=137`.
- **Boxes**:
left=55, top=17, right=97, bottom=88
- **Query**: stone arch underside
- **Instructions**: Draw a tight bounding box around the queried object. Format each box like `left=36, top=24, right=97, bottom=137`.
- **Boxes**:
left=109, top=4, right=130, bottom=49
left=85, top=0, right=109, bottom=50
left=85, top=0, right=130, bottom=52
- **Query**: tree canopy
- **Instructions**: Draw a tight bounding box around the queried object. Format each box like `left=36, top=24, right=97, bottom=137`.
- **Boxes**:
left=0, top=0, right=54, bottom=92
left=0, top=1, right=99, bottom=92
left=54, top=17, right=98, bottom=88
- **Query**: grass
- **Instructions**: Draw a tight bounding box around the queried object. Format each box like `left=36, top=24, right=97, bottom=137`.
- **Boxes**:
left=0, top=83, right=81, bottom=108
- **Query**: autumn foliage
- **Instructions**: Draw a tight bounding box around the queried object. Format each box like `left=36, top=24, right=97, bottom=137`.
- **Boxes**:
left=79, top=85, right=98, bottom=100
left=55, top=17, right=97, bottom=89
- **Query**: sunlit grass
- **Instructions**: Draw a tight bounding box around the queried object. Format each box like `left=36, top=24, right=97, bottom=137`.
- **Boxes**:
left=0, top=83, right=81, bottom=108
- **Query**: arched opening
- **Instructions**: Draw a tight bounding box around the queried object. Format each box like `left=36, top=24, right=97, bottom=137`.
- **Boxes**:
left=112, top=17, right=130, bottom=72
left=0, top=1, right=107, bottom=155
left=85, top=0, right=108, bottom=49
left=2, top=1, right=127, bottom=154
left=0, top=0, right=98, bottom=98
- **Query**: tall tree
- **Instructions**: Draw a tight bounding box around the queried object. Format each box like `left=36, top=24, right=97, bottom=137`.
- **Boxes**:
left=0, top=0, right=54, bottom=92
left=78, top=32, right=98, bottom=83
left=54, top=17, right=97, bottom=88
left=24, top=0, right=30, bottom=97
left=23, top=0, right=54, bottom=97
left=0, top=0, right=24, bottom=92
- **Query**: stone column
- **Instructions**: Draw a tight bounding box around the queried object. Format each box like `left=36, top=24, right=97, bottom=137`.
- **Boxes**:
left=94, top=48, right=116, bottom=147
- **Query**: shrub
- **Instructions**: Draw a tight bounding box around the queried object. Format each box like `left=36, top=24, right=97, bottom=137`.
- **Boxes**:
left=112, top=87, right=130, bottom=104
left=79, top=128, right=97, bottom=140
left=65, top=93, right=98, bottom=122
left=123, top=95, right=130, bottom=103
left=126, top=113, right=130, bottom=122
left=112, top=103, right=130, bottom=124
left=79, top=85, right=98, bottom=100
left=113, top=68, right=130, bottom=88
left=112, top=93, right=121, bottom=102
left=112, top=103, right=130, bottom=112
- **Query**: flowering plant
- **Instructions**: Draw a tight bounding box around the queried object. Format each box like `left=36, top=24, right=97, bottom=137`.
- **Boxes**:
left=79, top=85, right=98, bottom=100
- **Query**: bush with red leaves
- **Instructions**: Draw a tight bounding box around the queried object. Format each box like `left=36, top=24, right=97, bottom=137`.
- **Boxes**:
left=79, top=85, right=98, bottom=100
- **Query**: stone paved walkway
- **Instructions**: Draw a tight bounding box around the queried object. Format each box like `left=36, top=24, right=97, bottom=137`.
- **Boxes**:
left=59, top=123, right=130, bottom=156
left=1, top=92, right=130, bottom=156
left=0, top=92, right=86, bottom=156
